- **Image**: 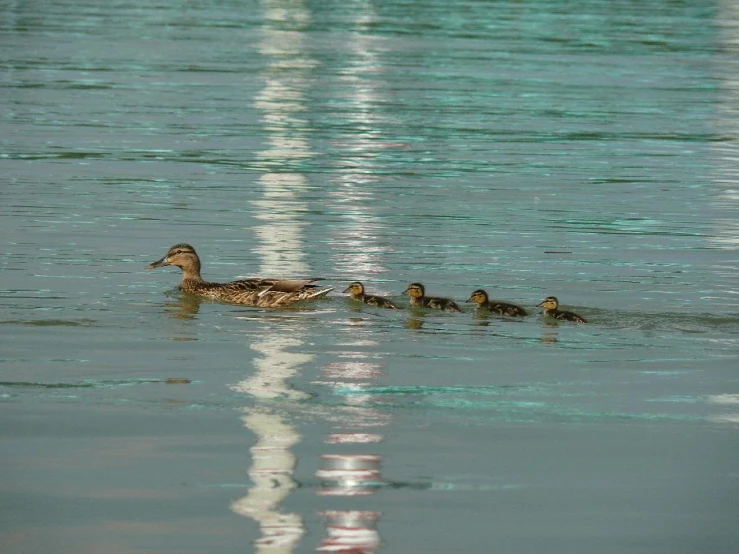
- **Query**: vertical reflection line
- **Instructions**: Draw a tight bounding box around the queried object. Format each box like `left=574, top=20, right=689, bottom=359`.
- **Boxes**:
left=230, top=334, right=312, bottom=552
left=319, top=3, right=386, bottom=549
left=329, top=1, right=394, bottom=279
left=229, top=0, right=317, bottom=551
left=708, top=0, right=739, bottom=424
left=713, top=0, right=739, bottom=254
left=251, top=0, right=317, bottom=278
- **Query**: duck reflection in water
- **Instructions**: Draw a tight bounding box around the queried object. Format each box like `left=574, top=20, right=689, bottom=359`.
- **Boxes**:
left=162, top=292, right=203, bottom=320
left=319, top=510, right=381, bottom=552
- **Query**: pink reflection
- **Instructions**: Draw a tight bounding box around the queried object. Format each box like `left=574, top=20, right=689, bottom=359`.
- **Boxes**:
left=326, top=433, right=383, bottom=444
left=323, top=361, right=384, bottom=380
left=318, top=511, right=381, bottom=553
left=316, top=454, right=384, bottom=496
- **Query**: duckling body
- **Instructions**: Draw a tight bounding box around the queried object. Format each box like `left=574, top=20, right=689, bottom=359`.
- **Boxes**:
left=403, top=283, right=461, bottom=312
left=466, top=289, right=527, bottom=317
left=537, top=296, right=587, bottom=323
left=343, top=282, right=400, bottom=309
left=147, top=244, right=332, bottom=308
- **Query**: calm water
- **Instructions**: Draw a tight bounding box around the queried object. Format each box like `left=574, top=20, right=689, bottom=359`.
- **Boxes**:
left=2, top=0, right=739, bottom=552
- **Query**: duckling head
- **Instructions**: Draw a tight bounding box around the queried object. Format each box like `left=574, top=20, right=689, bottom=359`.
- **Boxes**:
left=343, top=281, right=365, bottom=295
left=537, top=296, right=559, bottom=310
left=466, top=289, right=489, bottom=304
left=147, top=244, right=201, bottom=276
left=403, top=283, right=425, bottom=298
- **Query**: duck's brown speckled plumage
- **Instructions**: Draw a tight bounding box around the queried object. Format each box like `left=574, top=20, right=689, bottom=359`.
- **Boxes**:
left=343, top=282, right=400, bottom=309
left=403, top=282, right=461, bottom=312
left=466, top=289, right=528, bottom=317
left=537, top=296, right=587, bottom=323
left=146, top=244, right=332, bottom=307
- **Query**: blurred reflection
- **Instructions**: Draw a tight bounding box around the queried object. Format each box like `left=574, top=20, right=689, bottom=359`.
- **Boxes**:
left=157, top=293, right=203, bottom=341
left=327, top=1, right=394, bottom=281
left=162, top=293, right=202, bottom=320
left=230, top=331, right=312, bottom=551
left=230, top=408, right=304, bottom=551
left=706, top=394, right=739, bottom=425
left=230, top=0, right=317, bottom=550
left=406, top=316, right=424, bottom=329
left=250, top=9, right=315, bottom=279
left=314, top=336, right=389, bottom=548
left=317, top=454, right=384, bottom=496
left=318, top=8, right=395, bottom=545
left=318, top=511, right=381, bottom=553
left=712, top=0, right=739, bottom=303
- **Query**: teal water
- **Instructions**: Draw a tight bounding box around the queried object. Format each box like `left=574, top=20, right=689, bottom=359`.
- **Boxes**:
left=2, top=0, right=738, bottom=552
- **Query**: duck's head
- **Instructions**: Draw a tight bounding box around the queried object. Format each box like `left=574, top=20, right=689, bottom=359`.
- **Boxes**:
left=343, top=281, right=365, bottom=295
left=537, top=296, right=559, bottom=310
left=147, top=244, right=201, bottom=274
left=403, top=283, right=425, bottom=298
left=466, top=289, right=489, bottom=304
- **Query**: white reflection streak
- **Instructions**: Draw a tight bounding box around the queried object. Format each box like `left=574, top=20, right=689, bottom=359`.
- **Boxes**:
left=709, top=1, right=739, bottom=424
left=230, top=1, right=317, bottom=551
left=318, top=5, right=388, bottom=549
left=251, top=14, right=316, bottom=278
left=713, top=0, right=739, bottom=251
left=329, top=5, right=393, bottom=279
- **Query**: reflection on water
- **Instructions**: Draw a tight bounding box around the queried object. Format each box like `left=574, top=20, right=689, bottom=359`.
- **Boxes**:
left=706, top=394, right=739, bottom=425
left=229, top=0, right=317, bottom=549
left=315, top=329, right=387, bottom=549
left=318, top=511, right=381, bottom=553
left=250, top=0, right=315, bottom=279
left=229, top=331, right=312, bottom=550
left=2, top=0, right=738, bottom=551
left=711, top=0, right=739, bottom=309
left=327, top=0, right=394, bottom=282
left=317, top=454, right=385, bottom=496
left=230, top=410, right=304, bottom=551
left=230, top=0, right=390, bottom=549
left=162, top=293, right=202, bottom=320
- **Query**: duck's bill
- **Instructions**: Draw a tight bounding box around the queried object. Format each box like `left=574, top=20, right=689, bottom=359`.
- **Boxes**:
left=536, top=301, right=546, bottom=307
left=342, top=286, right=353, bottom=293
left=146, top=257, right=168, bottom=269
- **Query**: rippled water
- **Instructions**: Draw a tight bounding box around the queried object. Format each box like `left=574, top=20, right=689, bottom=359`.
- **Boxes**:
left=2, top=0, right=739, bottom=552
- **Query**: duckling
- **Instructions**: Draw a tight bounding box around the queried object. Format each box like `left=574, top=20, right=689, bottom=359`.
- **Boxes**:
left=343, top=281, right=400, bottom=309
left=537, top=296, right=587, bottom=323
left=403, top=282, right=461, bottom=312
left=146, top=243, right=333, bottom=308
left=466, top=289, right=528, bottom=317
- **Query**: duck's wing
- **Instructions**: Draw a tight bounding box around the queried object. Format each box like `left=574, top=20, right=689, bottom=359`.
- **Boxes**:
left=365, top=294, right=400, bottom=309
left=489, top=302, right=528, bottom=317
left=231, top=277, right=323, bottom=293
left=566, top=311, right=588, bottom=323
left=427, top=297, right=462, bottom=312
left=256, top=286, right=333, bottom=307
left=555, top=310, right=588, bottom=323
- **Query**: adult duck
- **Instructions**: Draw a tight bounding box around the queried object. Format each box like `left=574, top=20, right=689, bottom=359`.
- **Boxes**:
left=146, top=243, right=332, bottom=308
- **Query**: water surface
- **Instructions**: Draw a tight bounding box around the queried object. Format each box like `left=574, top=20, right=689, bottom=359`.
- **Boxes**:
left=2, top=0, right=738, bottom=552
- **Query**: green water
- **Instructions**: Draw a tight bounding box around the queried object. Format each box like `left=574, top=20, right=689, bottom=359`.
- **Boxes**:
left=2, top=0, right=738, bottom=552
